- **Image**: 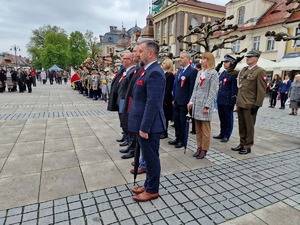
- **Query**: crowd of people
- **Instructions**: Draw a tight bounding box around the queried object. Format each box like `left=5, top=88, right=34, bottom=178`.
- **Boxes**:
left=268, top=73, right=300, bottom=115
left=1, top=42, right=299, bottom=202
left=0, top=66, right=72, bottom=93
left=0, top=66, right=36, bottom=93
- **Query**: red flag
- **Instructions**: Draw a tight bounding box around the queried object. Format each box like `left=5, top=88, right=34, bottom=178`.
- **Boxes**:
left=70, top=67, right=80, bottom=83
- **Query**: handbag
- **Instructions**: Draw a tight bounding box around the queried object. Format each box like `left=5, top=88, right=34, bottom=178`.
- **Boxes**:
left=285, top=97, right=290, bottom=106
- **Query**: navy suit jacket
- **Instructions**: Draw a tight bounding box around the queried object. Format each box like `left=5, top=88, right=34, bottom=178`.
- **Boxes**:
left=128, top=61, right=166, bottom=134
left=173, top=65, right=197, bottom=105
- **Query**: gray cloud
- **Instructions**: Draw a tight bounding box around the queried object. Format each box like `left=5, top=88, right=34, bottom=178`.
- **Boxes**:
left=0, top=0, right=227, bottom=57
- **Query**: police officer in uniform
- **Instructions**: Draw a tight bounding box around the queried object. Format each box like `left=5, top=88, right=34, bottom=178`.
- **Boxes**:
left=213, top=55, right=240, bottom=143
left=231, top=50, right=267, bottom=154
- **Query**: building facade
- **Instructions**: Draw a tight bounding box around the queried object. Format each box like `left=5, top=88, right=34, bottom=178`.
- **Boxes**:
left=211, top=0, right=300, bottom=64
left=152, top=0, right=226, bottom=56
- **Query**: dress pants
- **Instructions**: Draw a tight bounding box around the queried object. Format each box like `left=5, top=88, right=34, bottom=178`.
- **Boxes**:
left=280, top=93, right=288, bottom=108
left=138, top=133, right=161, bottom=194
left=173, top=104, right=187, bottom=142
left=195, top=120, right=211, bottom=150
left=217, top=104, right=231, bottom=138
left=237, top=107, right=257, bottom=150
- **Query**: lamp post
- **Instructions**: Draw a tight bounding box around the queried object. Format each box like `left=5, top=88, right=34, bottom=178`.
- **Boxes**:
left=10, top=45, right=21, bottom=67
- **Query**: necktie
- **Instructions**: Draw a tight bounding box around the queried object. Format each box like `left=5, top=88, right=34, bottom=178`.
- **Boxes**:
left=178, top=69, right=184, bottom=80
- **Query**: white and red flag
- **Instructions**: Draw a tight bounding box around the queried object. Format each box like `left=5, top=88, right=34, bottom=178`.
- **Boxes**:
left=70, top=67, right=80, bottom=83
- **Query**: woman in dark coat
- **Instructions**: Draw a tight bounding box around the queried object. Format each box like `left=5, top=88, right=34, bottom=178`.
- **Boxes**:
left=160, top=58, right=175, bottom=139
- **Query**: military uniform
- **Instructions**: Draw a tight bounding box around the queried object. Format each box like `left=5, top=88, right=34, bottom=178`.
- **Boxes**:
left=236, top=64, right=267, bottom=151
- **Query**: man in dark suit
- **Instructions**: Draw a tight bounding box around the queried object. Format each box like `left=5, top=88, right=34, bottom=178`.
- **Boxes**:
left=117, top=51, right=136, bottom=157
left=169, top=52, right=197, bottom=148
left=129, top=40, right=166, bottom=202
left=107, top=54, right=127, bottom=143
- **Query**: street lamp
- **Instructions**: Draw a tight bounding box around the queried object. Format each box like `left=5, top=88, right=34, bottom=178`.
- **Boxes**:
left=10, top=45, right=21, bottom=67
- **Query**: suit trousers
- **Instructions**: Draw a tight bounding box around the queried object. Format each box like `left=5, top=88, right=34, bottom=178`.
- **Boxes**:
left=237, top=107, right=257, bottom=150
left=138, top=133, right=161, bottom=194
left=195, top=120, right=211, bottom=151
left=217, top=104, right=232, bottom=139
left=173, top=104, right=188, bottom=142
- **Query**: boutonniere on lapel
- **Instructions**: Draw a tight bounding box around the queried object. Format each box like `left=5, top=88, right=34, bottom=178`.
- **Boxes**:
left=181, top=76, right=186, bottom=87
left=140, top=69, right=146, bottom=77
left=119, top=72, right=126, bottom=83
left=199, top=73, right=206, bottom=86
left=223, top=78, right=227, bottom=86
left=137, top=80, right=144, bottom=86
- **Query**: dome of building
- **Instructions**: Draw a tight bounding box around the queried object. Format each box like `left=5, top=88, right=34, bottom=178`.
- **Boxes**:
left=141, top=13, right=154, bottom=38
left=116, top=28, right=128, bottom=48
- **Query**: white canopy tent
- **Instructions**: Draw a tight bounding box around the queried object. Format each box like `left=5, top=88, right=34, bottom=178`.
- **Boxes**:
left=235, top=57, right=278, bottom=71
left=272, top=57, right=300, bottom=71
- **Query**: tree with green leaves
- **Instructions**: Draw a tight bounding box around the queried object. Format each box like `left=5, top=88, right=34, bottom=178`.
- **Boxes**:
left=69, top=31, right=89, bottom=66
left=84, top=30, right=102, bottom=58
left=41, top=32, right=69, bottom=69
left=27, top=25, right=67, bottom=69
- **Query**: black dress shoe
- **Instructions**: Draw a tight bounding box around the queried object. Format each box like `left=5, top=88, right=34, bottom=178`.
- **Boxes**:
left=116, top=136, right=125, bottom=142
left=231, top=145, right=243, bottom=151
left=175, top=142, right=184, bottom=148
left=221, top=137, right=229, bottom=143
left=239, top=149, right=251, bottom=154
left=119, top=148, right=129, bottom=153
left=213, top=134, right=223, bottom=139
left=160, top=133, right=168, bottom=139
left=168, top=140, right=178, bottom=145
left=121, top=150, right=135, bottom=159
left=119, top=141, right=129, bottom=147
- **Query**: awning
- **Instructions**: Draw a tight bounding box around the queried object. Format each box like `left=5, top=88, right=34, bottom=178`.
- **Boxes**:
left=235, top=57, right=278, bottom=71
left=281, top=53, right=300, bottom=60
left=273, top=57, right=300, bottom=71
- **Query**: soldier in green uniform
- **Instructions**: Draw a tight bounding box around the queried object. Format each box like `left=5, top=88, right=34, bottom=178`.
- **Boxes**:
left=231, top=50, right=267, bottom=154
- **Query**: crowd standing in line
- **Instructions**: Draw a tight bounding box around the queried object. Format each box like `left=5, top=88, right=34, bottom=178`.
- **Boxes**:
left=2, top=43, right=300, bottom=203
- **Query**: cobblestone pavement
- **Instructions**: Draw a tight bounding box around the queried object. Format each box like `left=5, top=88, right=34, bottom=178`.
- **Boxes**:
left=0, top=84, right=299, bottom=225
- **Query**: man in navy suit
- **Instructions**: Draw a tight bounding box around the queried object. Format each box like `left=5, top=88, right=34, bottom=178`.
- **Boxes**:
left=129, top=41, right=166, bottom=202
left=169, top=52, right=197, bottom=148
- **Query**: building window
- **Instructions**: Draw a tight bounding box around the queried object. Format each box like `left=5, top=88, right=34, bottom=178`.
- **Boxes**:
left=170, top=17, right=174, bottom=35
left=294, top=28, right=300, bottom=47
left=163, top=21, right=167, bottom=37
left=216, top=48, right=221, bottom=57
left=232, top=40, right=240, bottom=53
left=253, top=36, right=260, bottom=50
left=157, top=24, right=160, bottom=36
left=266, top=37, right=275, bottom=51
left=237, top=7, right=245, bottom=25
left=191, top=17, right=198, bottom=28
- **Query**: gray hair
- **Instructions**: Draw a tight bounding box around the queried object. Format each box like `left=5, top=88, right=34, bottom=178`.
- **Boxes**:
left=180, top=51, right=191, bottom=60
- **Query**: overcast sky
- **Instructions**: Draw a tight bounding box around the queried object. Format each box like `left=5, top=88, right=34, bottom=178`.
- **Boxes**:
left=0, top=0, right=228, bottom=57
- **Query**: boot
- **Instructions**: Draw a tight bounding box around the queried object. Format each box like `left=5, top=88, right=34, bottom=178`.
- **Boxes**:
left=196, top=150, right=207, bottom=159
left=193, top=147, right=201, bottom=157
